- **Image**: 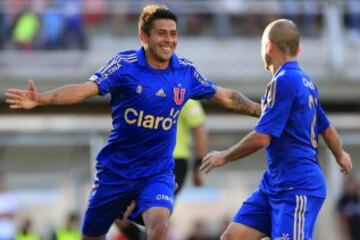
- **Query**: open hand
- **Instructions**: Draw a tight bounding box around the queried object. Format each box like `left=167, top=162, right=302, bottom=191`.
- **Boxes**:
left=336, top=151, right=352, bottom=174
left=5, top=79, right=39, bottom=109
left=200, top=151, right=227, bottom=173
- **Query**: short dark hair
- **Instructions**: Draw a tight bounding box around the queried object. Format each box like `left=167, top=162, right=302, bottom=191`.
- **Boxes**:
left=138, top=5, right=177, bottom=36
left=268, top=19, right=300, bottom=56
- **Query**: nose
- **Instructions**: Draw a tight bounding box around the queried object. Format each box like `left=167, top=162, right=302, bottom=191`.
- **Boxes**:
left=163, top=33, right=172, bottom=42
left=164, top=32, right=176, bottom=43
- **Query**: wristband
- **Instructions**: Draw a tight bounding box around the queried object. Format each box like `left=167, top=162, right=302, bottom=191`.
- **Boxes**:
left=193, top=158, right=202, bottom=169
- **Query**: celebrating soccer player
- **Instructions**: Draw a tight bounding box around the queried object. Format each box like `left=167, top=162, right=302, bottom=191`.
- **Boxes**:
left=200, top=19, right=352, bottom=240
left=5, top=5, right=261, bottom=240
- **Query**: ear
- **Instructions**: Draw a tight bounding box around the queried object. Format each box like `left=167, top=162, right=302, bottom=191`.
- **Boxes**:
left=139, top=31, right=148, bottom=45
left=266, top=41, right=274, bottom=53
left=297, top=44, right=302, bottom=55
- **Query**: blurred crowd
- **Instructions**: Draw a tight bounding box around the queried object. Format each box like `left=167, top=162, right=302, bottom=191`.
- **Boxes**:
left=0, top=0, right=359, bottom=51
left=0, top=0, right=88, bottom=51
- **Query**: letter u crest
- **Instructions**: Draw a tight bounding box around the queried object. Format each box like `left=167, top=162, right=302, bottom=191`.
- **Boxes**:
left=173, top=87, right=185, bottom=105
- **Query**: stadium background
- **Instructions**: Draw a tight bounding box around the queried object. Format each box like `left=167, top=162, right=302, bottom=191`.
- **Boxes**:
left=0, top=0, right=360, bottom=239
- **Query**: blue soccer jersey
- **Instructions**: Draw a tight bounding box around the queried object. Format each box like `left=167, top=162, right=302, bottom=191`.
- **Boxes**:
left=89, top=47, right=216, bottom=179
left=255, top=61, right=330, bottom=198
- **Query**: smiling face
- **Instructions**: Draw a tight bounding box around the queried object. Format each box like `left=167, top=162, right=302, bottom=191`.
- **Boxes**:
left=141, top=19, right=177, bottom=68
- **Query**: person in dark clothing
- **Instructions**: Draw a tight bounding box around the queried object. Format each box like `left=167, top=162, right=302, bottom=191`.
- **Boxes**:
left=337, top=176, right=360, bottom=240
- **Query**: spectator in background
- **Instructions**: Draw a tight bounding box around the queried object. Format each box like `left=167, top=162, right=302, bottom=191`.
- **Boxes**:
left=11, top=9, right=40, bottom=50
left=61, top=0, right=88, bottom=50
left=281, top=0, right=319, bottom=36
left=337, top=176, right=360, bottom=240
left=345, top=0, right=360, bottom=42
left=0, top=172, right=19, bottom=240
left=41, top=3, right=65, bottom=50
left=15, top=218, right=40, bottom=240
left=173, top=99, right=208, bottom=196
left=83, top=0, right=106, bottom=26
left=53, top=212, right=81, bottom=240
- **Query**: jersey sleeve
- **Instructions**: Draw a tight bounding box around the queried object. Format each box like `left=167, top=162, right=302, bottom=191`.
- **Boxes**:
left=317, top=102, right=330, bottom=133
left=189, top=65, right=217, bottom=100
left=88, top=54, right=123, bottom=96
left=181, top=100, right=205, bottom=128
left=255, top=76, right=296, bottom=138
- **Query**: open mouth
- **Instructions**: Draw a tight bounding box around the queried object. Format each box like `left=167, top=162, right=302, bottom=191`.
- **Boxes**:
left=161, top=46, right=173, bottom=53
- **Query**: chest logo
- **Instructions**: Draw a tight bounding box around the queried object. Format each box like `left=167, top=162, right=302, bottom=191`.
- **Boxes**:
left=173, top=87, right=185, bottom=105
left=156, top=89, right=166, bottom=97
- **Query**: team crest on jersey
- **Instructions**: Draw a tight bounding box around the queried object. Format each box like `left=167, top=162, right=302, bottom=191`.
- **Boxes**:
left=136, top=85, right=143, bottom=94
left=173, top=87, right=185, bottom=105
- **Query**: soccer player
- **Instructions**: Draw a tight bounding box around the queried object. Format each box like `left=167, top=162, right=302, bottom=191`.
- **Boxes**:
left=5, top=5, right=261, bottom=240
left=115, top=100, right=207, bottom=239
left=200, top=19, right=352, bottom=240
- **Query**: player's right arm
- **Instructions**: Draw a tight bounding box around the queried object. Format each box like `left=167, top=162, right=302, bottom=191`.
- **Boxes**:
left=211, top=87, right=262, bottom=117
left=321, top=125, right=352, bottom=174
left=187, top=63, right=261, bottom=117
left=200, top=131, right=270, bottom=173
left=5, top=79, right=98, bottom=109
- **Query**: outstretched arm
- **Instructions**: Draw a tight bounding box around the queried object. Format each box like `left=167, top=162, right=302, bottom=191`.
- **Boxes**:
left=321, top=125, right=352, bottom=174
left=5, top=79, right=99, bottom=109
left=211, top=87, right=261, bottom=117
left=200, top=131, right=270, bottom=173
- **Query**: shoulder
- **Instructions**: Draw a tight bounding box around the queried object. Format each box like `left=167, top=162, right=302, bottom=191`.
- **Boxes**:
left=274, top=70, right=299, bottom=91
left=178, top=57, right=196, bottom=69
left=90, top=50, right=138, bottom=81
left=178, top=57, right=209, bottom=82
left=113, top=50, right=138, bottom=65
left=100, top=50, right=138, bottom=76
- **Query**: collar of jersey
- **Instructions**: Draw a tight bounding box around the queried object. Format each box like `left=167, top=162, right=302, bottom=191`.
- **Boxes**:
left=136, top=47, right=181, bottom=70
left=274, top=60, right=300, bottom=79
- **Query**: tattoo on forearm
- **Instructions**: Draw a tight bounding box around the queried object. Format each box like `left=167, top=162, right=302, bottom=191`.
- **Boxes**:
left=230, top=92, right=262, bottom=117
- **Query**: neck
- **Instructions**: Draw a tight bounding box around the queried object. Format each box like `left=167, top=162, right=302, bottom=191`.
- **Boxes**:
left=269, top=55, right=296, bottom=76
left=145, top=49, right=170, bottom=70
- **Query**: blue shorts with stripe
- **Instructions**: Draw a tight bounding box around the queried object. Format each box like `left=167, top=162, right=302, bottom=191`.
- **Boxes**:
left=82, top=165, right=176, bottom=237
left=233, top=189, right=324, bottom=240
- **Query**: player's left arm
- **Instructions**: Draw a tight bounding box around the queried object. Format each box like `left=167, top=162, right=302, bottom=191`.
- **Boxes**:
left=316, top=99, right=352, bottom=174
left=211, top=87, right=261, bottom=117
left=200, top=131, right=270, bottom=173
left=321, top=125, right=352, bottom=174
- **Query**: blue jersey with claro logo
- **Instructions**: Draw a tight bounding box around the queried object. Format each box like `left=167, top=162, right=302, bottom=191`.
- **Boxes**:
left=89, top=47, right=217, bottom=179
left=255, top=61, right=330, bottom=198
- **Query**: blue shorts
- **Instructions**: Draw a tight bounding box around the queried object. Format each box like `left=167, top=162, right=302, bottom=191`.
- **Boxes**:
left=82, top=165, right=176, bottom=237
left=233, top=189, right=324, bottom=239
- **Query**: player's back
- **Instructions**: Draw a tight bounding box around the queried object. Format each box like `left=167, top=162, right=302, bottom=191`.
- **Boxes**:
left=257, top=61, right=330, bottom=198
